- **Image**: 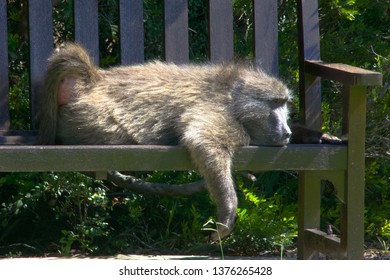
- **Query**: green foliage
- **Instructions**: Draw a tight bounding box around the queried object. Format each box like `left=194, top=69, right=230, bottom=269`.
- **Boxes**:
left=201, top=219, right=227, bottom=259
left=222, top=176, right=297, bottom=256
left=43, top=173, right=110, bottom=254
left=0, top=172, right=110, bottom=255
left=365, top=159, right=390, bottom=249
left=8, top=30, right=30, bottom=129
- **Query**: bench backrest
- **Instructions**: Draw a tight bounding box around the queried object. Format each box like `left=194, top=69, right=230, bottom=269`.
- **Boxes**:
left=0, top=0, right=321, bottom=132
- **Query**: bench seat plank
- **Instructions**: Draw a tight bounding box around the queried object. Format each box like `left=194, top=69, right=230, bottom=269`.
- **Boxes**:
left=0, top=145, right=347, bottom=172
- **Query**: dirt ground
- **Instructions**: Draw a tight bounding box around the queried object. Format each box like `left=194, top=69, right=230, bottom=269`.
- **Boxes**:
left=1, top=243, right=389, bottom=260
left=3, top=250, right=388, bottom=260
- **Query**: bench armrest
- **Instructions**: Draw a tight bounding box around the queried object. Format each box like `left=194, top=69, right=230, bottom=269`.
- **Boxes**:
left=305, top=60, right=382, bottom=86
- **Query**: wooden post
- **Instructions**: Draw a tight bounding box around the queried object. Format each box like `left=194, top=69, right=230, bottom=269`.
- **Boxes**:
left=297, top=171, right=321, bottom=259
left=208, top=0, right=233, bottom=62
left=119, top=0, right=144, bottom=65
left=341, top=85, right=366, bottom=259
left=164, top=0, right=189, bottom=63
left=253, top=0, right=278, bottom=75
left=0, top=0, right=9, bottom=130
left=297, top=0, right=322, bottom=130
left=28, top=0, right=53, bottom=128
left=74, top=0, right=99, bottom=64
left=303, top=73, right=322, bottom=130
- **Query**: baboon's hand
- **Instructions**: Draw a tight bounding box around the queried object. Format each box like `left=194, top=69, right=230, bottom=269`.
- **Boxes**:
left=210, top=211, right=236, bottom=241
left=320, top=133, right=343, bottom=144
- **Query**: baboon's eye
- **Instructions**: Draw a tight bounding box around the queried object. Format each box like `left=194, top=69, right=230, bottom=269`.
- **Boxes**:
left=272, top=98, right=287, bottom=105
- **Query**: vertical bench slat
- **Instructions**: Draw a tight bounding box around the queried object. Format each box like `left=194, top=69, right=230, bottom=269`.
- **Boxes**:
left=298, top=0, right=321, bottom=60
left=119, top=0, right=144, bottom=65
left=208, top=0, right=233, bottom=62
left=253, top=0, right=278, bottom=76
left=164, top=0, right=189, bottom=63
left=0, top=0, right=9, bottom=130
left=28, top=0, right=53, bottom=128
left=297, top=0, right=322, bottom=129
left=74, top=0, right=99, bottom=64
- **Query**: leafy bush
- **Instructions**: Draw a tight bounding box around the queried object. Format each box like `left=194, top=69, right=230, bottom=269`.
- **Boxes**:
left=225, top=176, right=298, bottom=256
left=318, top=0, right=389, bottom=249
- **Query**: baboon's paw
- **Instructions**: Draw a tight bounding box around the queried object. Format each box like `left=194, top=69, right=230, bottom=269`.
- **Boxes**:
left=320, top=133, right=343, bottom=144
left=211, top=225, right=232, bottom=241
left=210, top=213, right=236, bottom=241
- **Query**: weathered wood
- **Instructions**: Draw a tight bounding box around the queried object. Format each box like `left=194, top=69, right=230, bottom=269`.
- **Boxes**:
left=302, top=73, right=322, bottom=130
left=0, top=145, right=347, bottom=173
left=342, top=86, right=367, bottom=259
left=74, top=0, right=99, bottom=64
left=305, top=60, right=383, bottom=86
left=341, top=86, right=350, bottom=135
left=164, top=0, right=189, bottom=63
left=297, top=0, right=321, bottom=130
left=253, top=0, right=278, bottom=75
left=234, top=145, right=347, bottom=171
left=297, top=171, right=321, bottom=259
left=297, top=1, right=321, bottom=61
left=208, top=0, right=233, bottom=62
left=28, top=0, right=53, bottom=128
left=119, top=0, right=144, bottom=65
left=0, top=0, right=9, bottom=130
left=304, top=229, right=344, bottom=259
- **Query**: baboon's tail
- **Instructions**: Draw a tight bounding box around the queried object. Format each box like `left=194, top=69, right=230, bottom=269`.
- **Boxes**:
left=46, top=43, right=99, bottom=86
left=37, top=43, right=99, bottom=144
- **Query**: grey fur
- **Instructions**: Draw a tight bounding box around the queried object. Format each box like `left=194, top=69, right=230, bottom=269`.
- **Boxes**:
left=38, top=43, right=292, bottom=239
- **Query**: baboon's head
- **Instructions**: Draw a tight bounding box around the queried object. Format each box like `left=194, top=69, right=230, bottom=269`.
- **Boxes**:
left=232, top=70, right=292, bottom=146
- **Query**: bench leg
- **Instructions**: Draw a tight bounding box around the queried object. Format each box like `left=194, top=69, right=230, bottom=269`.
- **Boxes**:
left=298, top=169, right=364, bottom=259
left=341, top=86, right=366, bottom=259
left=340, top=170, right=364, bottom=259
left=297, top=171, right=321, bottom=259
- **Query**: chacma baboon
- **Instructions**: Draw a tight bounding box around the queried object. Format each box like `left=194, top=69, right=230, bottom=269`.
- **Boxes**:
left=38, top=43, right=340, bottom=240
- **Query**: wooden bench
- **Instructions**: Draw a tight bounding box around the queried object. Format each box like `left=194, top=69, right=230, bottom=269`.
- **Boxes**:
left=0, top=0, right=382, bottom=259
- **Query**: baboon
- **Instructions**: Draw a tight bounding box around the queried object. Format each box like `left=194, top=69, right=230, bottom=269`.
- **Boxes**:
left=38, top=43, right=340, bottom=240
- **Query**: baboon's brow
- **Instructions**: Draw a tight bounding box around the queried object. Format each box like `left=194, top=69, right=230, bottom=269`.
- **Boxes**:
left=256, top=96, right=288, bottom=104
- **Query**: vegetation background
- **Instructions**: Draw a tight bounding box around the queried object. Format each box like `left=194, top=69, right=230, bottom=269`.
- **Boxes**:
left=1, top=0, right=389, bottom=258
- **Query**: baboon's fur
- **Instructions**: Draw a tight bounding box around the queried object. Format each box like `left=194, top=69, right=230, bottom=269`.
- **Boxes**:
left=38, top=43, right=293, bottom=239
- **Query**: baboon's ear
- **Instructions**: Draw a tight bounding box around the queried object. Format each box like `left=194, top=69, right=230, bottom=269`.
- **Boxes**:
left=57, top=76, right=77, bottom=105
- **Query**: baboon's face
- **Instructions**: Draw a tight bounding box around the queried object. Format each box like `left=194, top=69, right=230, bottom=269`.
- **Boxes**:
left=263, top=101, right=291, bottom=146
left=232, top=75, right=292, bottom=146
left=242, top=100, right=291, bottom=146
